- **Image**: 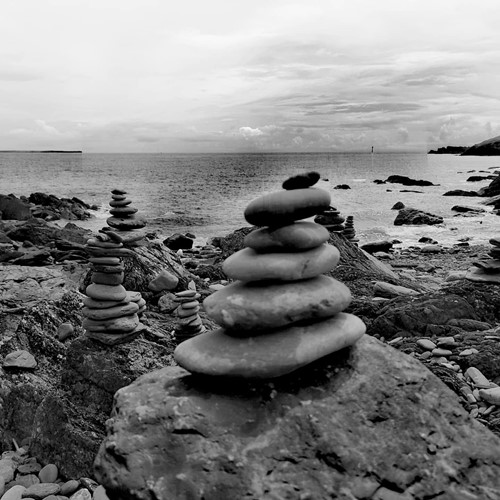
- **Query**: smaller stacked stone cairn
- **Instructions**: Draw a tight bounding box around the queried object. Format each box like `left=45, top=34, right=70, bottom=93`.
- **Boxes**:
left=105, top=188, right=147, bottom=247
left=314, top=205, right=345, bottom=233
left=82, top=189, right=148, bottom=345
left=466, top=236, right=500, bottom=284
left=174, top=171, right=366, bottom=378
left=342, top=215, right=359, bottom=243
left=174, top=289, right=205, bottom=344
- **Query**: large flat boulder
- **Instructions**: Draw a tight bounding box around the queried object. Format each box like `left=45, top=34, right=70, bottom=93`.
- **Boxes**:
left=94, top=335, right=500, bottom=500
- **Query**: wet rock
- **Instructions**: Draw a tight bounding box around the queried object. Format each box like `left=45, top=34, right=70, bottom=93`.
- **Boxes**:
left=385, top=175, right=437, bottom=186
left=394, top=208, right=443, bottom=226
left=163, top=233, right=194, bottom=251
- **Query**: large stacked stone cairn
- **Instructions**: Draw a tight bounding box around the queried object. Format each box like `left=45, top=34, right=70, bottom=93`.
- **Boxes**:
left=82, top=189, right=147, bottom=345
left=342, top=215, right=359, bottom=243
left=173, top=289, right=205, bottom=344
left=174, top=171, right=366, bottom=378
left=466, top=236, right=500, bottom=284
left=314, top=205, right=345, bottom=233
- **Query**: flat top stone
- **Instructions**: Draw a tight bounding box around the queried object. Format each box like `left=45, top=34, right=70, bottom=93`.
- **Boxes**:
left=86, top=284, right=128, bottom=302
left=223, top=243, right=340, bottom=282
left=244, top=222, right=329, bottom=252
left=111, top=189, right=127, bottom=195
left=244, top=188, right=331, bottom=227
left=175, top=313, right=365, bottom=378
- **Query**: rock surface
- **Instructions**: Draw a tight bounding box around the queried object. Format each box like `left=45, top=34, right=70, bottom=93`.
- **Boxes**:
left=394, top=208, right=444, bottom=226
left=94, top=335, right=500, bottom=500
left=461, top=134, right=500, bottom=156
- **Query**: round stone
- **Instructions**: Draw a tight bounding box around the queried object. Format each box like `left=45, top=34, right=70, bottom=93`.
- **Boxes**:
left=175, top=312, right=365, bottom=378
left=3, top=350, right=36, bottom=369
left=99, top=229, right=124, bottom=243
left=112, top=230, right=146, bottom=244
left=282, top=171, right=320, bottom=190
left=89, top=256, right=121, bottom=266
left=82, top=302, right=139, bottom=321
left=107, top=216, right=147, bottom=230
left=109, top=206, right=138, bottom=217
left=244, top=188, right=331, bottom=227
left=223, top=243, right=340, bottom=282
left=23, top=483, right=61, bottom=499
left=83, top=314, right=140, bottom=333
left=38, top=463, right=58, bottom=483
left=178, top=306, right=200, bottom=317
left=109, top=199, right=132, bottom=207
left=111, top=188, right=127, bottom=195
left=86, top=284, right=127, bottom=302
left=203, top=275, right=351, bottom=332
left=127, top=291, right=142, bottom=302
left=91, top=271, right=125, bottom=285
left=244, top=222, right=329, bottom=252
left=315, top=214, right=345, bottom=225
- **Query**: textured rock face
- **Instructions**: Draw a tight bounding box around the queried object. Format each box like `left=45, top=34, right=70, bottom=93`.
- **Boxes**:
left=94, top=335, right=500, bottom=500
left=461, top=135, right=500, bottom=156
left=394, top=208, right=444, bottom=226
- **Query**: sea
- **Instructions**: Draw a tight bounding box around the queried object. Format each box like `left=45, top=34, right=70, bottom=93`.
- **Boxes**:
left=0, top=152, right=499, bottom=248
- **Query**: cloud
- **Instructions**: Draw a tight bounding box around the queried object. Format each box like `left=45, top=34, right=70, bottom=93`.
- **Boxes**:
left=239, top=126, right=264, bottom=138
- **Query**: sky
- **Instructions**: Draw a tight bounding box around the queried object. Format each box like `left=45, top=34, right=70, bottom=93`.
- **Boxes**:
left=1, top=0, right=500, bottom=153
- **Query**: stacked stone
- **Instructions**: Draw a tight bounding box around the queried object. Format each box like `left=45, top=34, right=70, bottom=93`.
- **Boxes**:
left=314, top=206, right=345, bottom=233
left=82, top=190, right=148, bottom=345
left=174, top=172, right=366, bottom=378
left=105, top=188, right=147, bottom=247
left=342, top=215, right=359, bottom=243
left=174, top=289, right=205, bottom=344
left=466, top=236, right=500, bottom=284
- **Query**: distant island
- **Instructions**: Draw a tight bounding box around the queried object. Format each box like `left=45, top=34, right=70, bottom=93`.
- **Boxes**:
left=428, top=146, right=468, bottom=154
left=0, top=150, right=82, bottom=154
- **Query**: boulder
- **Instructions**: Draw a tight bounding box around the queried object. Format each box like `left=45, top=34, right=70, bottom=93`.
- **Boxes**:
left=477, top=175, right=500, bottom=197
left=28, top=192, right=93, bottom=221
left=163, top=233, right=194, bottom=251
left=442, top=189, right=479, bottom=196
left=385, top=175, right=437, bottom=186
left=394, top=208, right=444, bottom=226
left=94, top=335, right=500, bottom=500
left=333, top=184, right=350, bottom=190
left=0, top=194, right=32, bottom=220
left=391, top=201, right=405, bottom=210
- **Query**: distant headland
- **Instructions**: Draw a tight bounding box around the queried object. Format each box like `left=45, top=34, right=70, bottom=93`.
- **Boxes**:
left=429, top=134, right=500, bottom=156
left=0, top=150, right=82, bottom=154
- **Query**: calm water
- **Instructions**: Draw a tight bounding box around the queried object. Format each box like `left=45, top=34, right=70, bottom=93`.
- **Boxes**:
left=0, top=152, right=499, bottom=246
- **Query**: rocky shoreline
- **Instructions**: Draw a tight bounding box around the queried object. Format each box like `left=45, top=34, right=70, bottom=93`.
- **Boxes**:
left=1, top=179, right=500, bottom=498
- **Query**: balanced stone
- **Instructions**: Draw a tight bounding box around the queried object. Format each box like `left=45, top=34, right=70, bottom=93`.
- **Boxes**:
left=89, top=257, right=121, bottom=266
left=111, top=194, right=127, bottom=200
left=87, top=324, right=146, bottom=345
left=109, top=199, right=132, bottom=207
left=109, top=206, right=139, bottom=217
left=83, top=296, right=131, bottom=309
left=223, top=243, right=340, bottom=282
left=203, top=275, right=351, bottom=332
left=111, top=188, right=127, bottom=195
left=244, top=188, right=331, bottom=227
left=85, top=246, right=134, bottom=257
left=91, top=271, right=125, bottom=285
left=99, top=228, right=124, bottom=243
left=282, top=171, right=320, bottom=190
left=244, top=222, right=329, bottom=252
left=127, top=291, right=142, bottom=302
left=91, top=263, right=125, bottom=273
left=177, top=306, right=200, bottom=317
left=86, top=284, right=127, bottom=302
left=175, top=313, right=365, bottom=378
left=82, top=302, right=139, bottom=320
left=86, top=238, right=123, bottom=248
left=83, top=314, right=140, bottom=332
left=107, top=216, right=147, bottom=230
left=180, top=300, right=200, bottom=309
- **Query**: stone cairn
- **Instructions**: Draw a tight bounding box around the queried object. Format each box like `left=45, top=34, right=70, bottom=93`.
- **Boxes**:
left=174, top=289, right=205, bottom=344
left=466, top=236, right=500, bottom=284
left=174, top=171, right=366, bottom=378
left=314, top=205, right=345, bottom=233
left=342, top=215, right=359, bottom=243
left=82, top=189, right=147, bottom=345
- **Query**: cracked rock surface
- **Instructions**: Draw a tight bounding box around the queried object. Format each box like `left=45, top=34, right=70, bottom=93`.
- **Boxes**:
left=94, top=335, right=500, bottom=500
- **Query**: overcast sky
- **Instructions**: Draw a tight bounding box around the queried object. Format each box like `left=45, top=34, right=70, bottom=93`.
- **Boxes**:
left=1, top=0, right=500, bottom=153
